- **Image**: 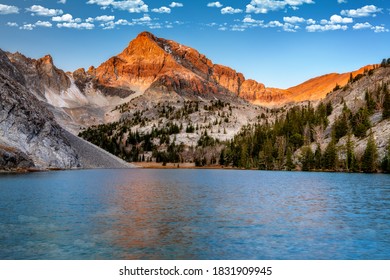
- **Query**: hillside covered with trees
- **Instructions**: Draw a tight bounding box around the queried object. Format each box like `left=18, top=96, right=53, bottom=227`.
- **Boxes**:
left=79, top=59, right=390, bottom=173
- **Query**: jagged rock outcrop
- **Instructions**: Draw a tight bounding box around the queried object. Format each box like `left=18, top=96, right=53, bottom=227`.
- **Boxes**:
left=7, top=52, right=71, bottom=99
left=0, top=49, right=80, bottom=170
left=0, top=145, right=34, bottom=171
left=89, top=31, right=267, bottom=99
left=35, top=54, right=71, bottom=93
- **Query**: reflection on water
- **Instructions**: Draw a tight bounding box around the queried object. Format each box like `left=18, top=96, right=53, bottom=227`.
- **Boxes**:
left=0, top=169, right=390, bottom=259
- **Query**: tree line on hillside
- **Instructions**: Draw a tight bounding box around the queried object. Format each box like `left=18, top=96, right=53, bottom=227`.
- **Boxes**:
left=79, top=61, right=390, bottom=173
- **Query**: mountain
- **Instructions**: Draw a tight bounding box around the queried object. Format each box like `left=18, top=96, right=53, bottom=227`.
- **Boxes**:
left=1, top=31, right=389, bottom=171
left=287, top=65, right=376, bottom=102
left=82, top=31, right=291, bottom=105
left=0, top=49, right=131, bottom=171
left=0, top=49, right=79, bottom=170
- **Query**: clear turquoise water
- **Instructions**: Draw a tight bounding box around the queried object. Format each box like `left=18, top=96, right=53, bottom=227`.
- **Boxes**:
left=0, top=169, right=389, bottom=260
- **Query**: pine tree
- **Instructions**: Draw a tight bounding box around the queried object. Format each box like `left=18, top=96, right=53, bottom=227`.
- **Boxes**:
left=285, top=147, right=295, bottom=171
left=382, top=92, right=390, bottom=120
left=333, top=113, right=349, bottom=141
left=323, top=139, right=338, bottom=170
left=362, top=132, right=378, bottom=173
left=314, top=143, right=322, bottom=170
left=345, top=134, right=356, bottom=172
left=301, top=146, right=314, bottom=171
left=365, top=90, right=376, bottom=114
left=381, top=140, right=390, bottom=173
left=219, top=149, right=226, bottom=166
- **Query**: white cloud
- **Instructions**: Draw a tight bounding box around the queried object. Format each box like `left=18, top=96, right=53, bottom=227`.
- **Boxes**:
left=95, top=15, right=115, bottom=21
left=243, top=15, right=262, bottom=24
left=52, top=14, right=77, bottom=22
left=169, top=2, right=183, bottom=8
left=35, top=21, right=53, bottom=28
left=27, top=5, right=63, bottom=16
left=207, top=2, right=223, bottom=8
left=372, top=25, right=389, bottom=33
left=353, top=22, right=372, bottom=30
left=132, top=14, right=151, bottom=22
left=283, top=16, right=305, bottom=24
left=329, top=14, right=353, bottom=24
left=152, top=7, right=171, bottom=13
left=341, top=5, right=382, bottom=18
left=306, top=18, right=316, bottom=25
left=20, top=24, right=35, bottom=31
left=231, top=25, right=246, bottom=31
left=221, top=7, right=242, bottom=14
left=115, top=19, right=132, bottom=25
left=267, top=20, right=283, bottom=27
left=0, top=4, right=19, bottom=14
left=58, top=0, right=67, bottom=4
left=6, top=22, right=18, bottom=27
left=100, top=21, right=116, bottom=29
left=246, top=0, right=314, bottom=14
left=306, top=14, right=352, bottom=32
left=57, top=22, right=95, bottom=29
left=337, top=0, right=347, bottom=3
left=87, top=0, right=148, bottom=13
left=306, top=24, right=348, bottom=32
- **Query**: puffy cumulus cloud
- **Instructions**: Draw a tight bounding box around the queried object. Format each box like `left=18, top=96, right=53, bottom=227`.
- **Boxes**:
left=306, top=14, right=352, bottom=32
left=306, top=18, right=316, bottom=25
left=207, top=2, right=223, bottom=8
left=306, top=24, right=348, bottom=32
left=95, top=15, right=115, bottom=21
left=329, top=14, right=353, bottom=24
left=11, top=21, right=51, bottom=30
left=221, top=7, right=243, bottom=14
left=341, top=5, right=382, bottom=18
left=152, top=7, right=171, bottom=13
left=283, top=16, right=305, bottom=24
left=100, top=21, right=116, bottom=30
left=52, top=14, right=81, bottom=23
left=57, top=22, right=95, bottom=29
left=87, top=0, right=148, bottom=13
left=20, top=24, right=35, bottom=30
left=0, top=4, right=19, bottom=14
left=169, top=2, right=183, bottom=8
left=243, top=15, right=263, bottom=24
left=58, top=0, right=67, bottom=4
left=372, top=25, right=389, bottom=33
left=6, top=22, right=19, bottom=27
left=132, top=14, right=152, bottom=22
left=224, top=15, right=299, bottom=32
left=26, top=5, right=63, bottom=16
left=353, top=22, right=372, bottom=30
left=246, top=0, right=314, bottom=14
left=115, top=19, right=132, bottom=25
left=35, top=21, right=53, bottom=28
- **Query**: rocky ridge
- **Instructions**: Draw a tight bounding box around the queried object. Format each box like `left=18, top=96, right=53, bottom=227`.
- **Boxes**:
left=1, top=31, right=388, bottom=171
left=0, top=49, right=131, bottom=171
left=0, top=49, right=80, bottom=170
left=87, top=32, right=287, bottom=104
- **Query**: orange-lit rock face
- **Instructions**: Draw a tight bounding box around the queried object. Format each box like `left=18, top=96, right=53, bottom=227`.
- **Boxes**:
left=83, top=31, right=377, bottom=106
left=239, top=79, right=266, bottom=101
left=92, top=31, right=265, bottom=98
left=287, top=65, right=376, bottom=102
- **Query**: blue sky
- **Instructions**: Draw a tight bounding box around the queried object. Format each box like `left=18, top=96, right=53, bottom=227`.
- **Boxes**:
left=0, top=0, right=389, bottom=88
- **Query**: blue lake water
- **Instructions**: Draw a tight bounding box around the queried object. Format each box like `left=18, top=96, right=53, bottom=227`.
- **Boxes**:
left=0, top=169, right=389, bottom=260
